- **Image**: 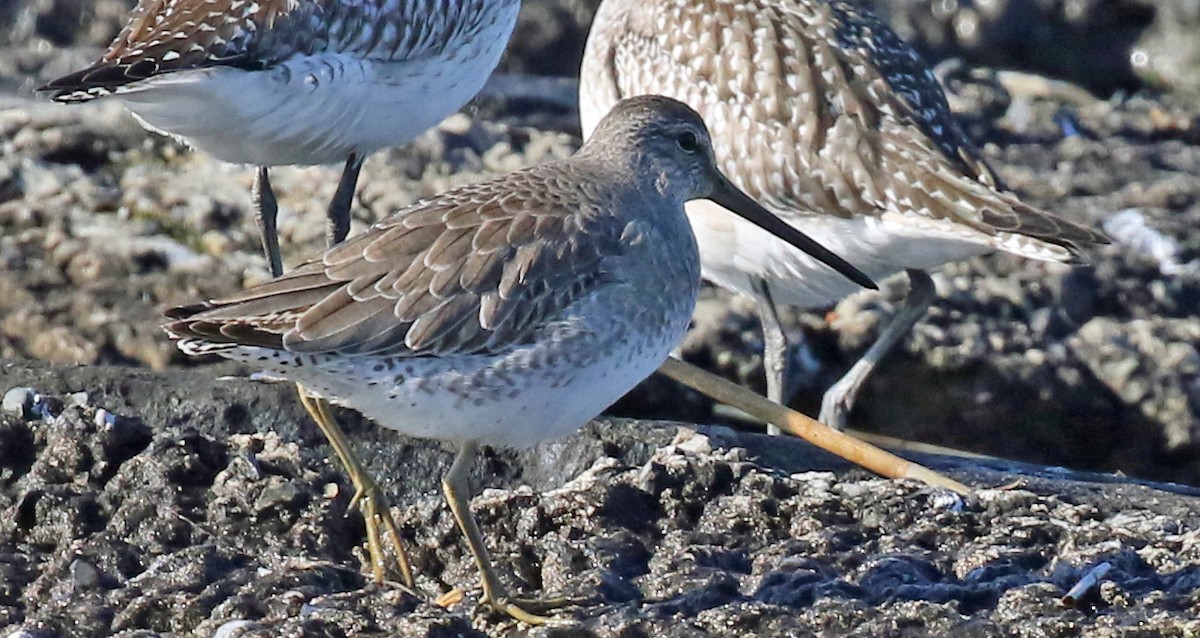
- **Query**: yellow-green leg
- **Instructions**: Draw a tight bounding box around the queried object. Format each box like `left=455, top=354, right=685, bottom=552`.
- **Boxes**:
left=261, top=173, right=412, bottom=586
left=442, top=442, right=581, bottom=626
left=297, top=386, right=415, bottom=588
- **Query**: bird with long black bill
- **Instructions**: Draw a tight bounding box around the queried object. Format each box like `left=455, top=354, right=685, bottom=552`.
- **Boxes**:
left=165, top=95, right=874, bottom=624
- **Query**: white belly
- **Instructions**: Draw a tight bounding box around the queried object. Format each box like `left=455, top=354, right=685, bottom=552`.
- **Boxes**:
left=115, top=45, right=508, bottom=166
left=313, top=342, right=670, bottom=450
left=686, top=199, right=996, bottom=308
left=214, top=294, right=695, bottom=450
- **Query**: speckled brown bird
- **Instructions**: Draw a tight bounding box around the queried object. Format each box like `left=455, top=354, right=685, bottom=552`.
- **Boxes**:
left=579, top=0, right=1108, bottom=432
left=165, top=96, right=873, bottom=623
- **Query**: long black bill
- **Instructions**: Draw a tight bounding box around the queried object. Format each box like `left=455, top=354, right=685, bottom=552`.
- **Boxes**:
left=707, top=175, right=877, bottom=290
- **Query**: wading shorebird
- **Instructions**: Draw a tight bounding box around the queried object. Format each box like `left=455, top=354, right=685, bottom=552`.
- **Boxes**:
left=43, top=0, right=524, bottom=586
left=165, top=96, right=874, bottom=623
left=41, top=0, right=522, bottom=277
left=580, top=0, right=1107, bottom=433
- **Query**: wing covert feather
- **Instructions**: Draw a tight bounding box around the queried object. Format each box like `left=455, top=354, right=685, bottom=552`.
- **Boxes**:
left=167, top=169, right=625, bottom=357
left=600, top=0, right=1104, bottom=253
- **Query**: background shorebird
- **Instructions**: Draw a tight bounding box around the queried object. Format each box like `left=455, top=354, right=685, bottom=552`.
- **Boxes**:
left=40, top=0, right=522, bottom=278
left=579, top=0, right=1109, bottom=433
left=165, top=95, right=872, bottom=623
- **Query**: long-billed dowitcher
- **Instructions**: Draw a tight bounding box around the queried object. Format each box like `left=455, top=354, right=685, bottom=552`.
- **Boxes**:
left=165, top=95, right=874, bottom=623
left=580, top=0, right=1108, bottom=432
left=41, top=0, right=522, bottom=277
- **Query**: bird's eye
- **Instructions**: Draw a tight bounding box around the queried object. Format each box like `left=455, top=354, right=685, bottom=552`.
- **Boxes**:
left=676, top=131, right=700, bottom=153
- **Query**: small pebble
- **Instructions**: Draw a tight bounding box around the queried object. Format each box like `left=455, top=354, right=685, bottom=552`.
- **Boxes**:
left=929, top=489, right=966, bottom=513
left=70, top=558, right=100, bottom=590
left=254, top=482, right=301, bottom=512
left=2, top=387, right=36, bottom=419
left=212, top=620, right=257, bottom=638
left=94, top=408, right=117, bottom=428
left=674, top=430, right=713, bottom=455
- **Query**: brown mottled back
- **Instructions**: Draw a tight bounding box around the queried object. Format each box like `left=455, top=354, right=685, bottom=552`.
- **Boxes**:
left=580, top=0, right=1107, bottom=257
left=167, top=165, right=626, bottom=357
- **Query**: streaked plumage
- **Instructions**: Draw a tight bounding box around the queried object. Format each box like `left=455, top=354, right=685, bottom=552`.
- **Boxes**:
left=165, top=96, right=873, bottom=622
left=43, top=0, right=522, bottom=275
left=579, top=0, right=1108, bottom=430
left=169, top=166, right=640, bottom=381
left=166, top=95, right=870, bottom=446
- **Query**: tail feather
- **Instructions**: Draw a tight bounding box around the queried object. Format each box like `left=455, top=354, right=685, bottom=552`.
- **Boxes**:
left=888, top=126, right=1108, bottom=264
left=164, top=301, right=215, bottom=320
left=164, top=298, right=296, bottom=352
left=164, top=317, right=288, bottom=350
left=981, top=195, right=1110, bottom=262
left=175, top=338, right=238, bottom=357
left=39, top=63, right=145, bottom=103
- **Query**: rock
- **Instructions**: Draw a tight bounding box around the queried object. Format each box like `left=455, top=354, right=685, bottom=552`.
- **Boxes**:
left=1130, top=1, right=1200, bottom=95
left=0, top=365, right=1198, bottom=636
left=1069, top=318, right=1200, bottom=452
left=2, top=387, right=36, bottom=419
left=69, top=558, right=99, bottom=590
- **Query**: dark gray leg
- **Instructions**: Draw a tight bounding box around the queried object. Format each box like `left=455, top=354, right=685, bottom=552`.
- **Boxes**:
left=753, top=278, right=791, bottom=436
left=819, top=269, right=937, bottom=430
left=327, top=153, right=363, bottom=247
left=251, top=166, right=283, bottom=277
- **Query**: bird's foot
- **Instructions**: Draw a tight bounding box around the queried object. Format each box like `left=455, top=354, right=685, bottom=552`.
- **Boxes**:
left=481, top=590, right=588, bottom=627
left=818, top=382, right=854, bottom=431
left=349, top=473, right=416, bottom=590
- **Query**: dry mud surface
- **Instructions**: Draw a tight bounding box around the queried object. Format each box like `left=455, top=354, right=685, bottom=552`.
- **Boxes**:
left=2, top=0, right=1200, bottom=636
